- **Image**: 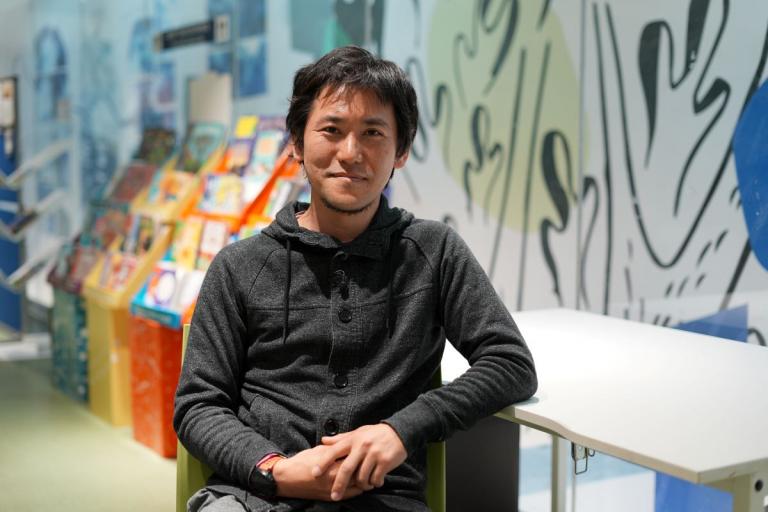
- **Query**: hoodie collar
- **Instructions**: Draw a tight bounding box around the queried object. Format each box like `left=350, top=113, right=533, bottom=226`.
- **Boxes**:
left=263, top=195, right=412, bottom=260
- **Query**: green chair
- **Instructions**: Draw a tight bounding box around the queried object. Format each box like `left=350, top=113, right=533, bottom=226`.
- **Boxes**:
left=176, top=325, right=446, bottom=512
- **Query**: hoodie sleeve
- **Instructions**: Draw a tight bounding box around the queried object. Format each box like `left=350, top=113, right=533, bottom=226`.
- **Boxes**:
left=383, top=226, right=538, bottom=454
left=173, top=245, right=283, bottom=491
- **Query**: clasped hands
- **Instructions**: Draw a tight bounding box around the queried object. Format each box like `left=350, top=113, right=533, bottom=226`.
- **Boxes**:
left=272, top=423, right=407, bottom=502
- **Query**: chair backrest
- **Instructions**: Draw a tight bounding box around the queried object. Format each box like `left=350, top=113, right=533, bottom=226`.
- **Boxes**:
left=176, top=325, right=445, bottom=512
left=176, top=324, right=213, bottom=512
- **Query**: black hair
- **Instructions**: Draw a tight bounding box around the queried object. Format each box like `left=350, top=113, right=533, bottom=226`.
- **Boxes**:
left=286, top=45, right=418, bottom=158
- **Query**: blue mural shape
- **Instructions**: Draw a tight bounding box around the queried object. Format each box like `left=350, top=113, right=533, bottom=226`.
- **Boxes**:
left=129, top=18, right=177, bottom=130
left=238, top=0, right=265, bottom=37
left=733, top=79, right=768, bottom=271
left=675, top=304, right=748, bottom=342
left=655, top=305, right=748, bottom=512
left=238, top=37, right=267, bottom=97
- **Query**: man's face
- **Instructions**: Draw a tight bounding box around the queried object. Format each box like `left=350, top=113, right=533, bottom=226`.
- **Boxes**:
left=296, top=86, right=409, bottom=214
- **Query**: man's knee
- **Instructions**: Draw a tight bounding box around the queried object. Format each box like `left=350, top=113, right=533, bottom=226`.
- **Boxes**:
left=187, top=489, right=249, bottom=512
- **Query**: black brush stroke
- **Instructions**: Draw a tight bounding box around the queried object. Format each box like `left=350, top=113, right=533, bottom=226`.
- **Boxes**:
left=404, top=58, right=454, bottom=165
left=578, top=176, right=600, bottom=310
left=609, top=3, right=768, bottom=268
left=624, top=266, right=633, bottom=302
left=673, top=0, right=730, bottom=215
left=637, top=0, right=713, bottom=165
left=593, top=3, right=614, bottom=313
left=481, top=0, right=519, bottom=96
left=748, top=327, right=766, bottom=347
left=539, top=130, right=573, bottom=307
left=516, top=42, right=551, bottom=309
left=715, top=229, right=728, bottom=250
left=697, top=241, right=712, bottom=266
left=719, top=238, right=751, bottom=311
left=538, top=0, right=553, bottom=29
left=488, top=48, right=527, bottom=279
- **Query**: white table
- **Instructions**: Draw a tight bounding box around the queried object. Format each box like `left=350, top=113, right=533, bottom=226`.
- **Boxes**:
left=441, top=308, right=768, bottom=512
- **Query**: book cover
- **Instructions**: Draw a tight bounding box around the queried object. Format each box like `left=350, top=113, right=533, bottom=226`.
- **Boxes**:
left=136, top=127, right=175, bottom=165
left=228, top=138, right=256, bottom=174
left=135, top=216, right=156, bottom=256
left=107, top=254, right=137, bottom=291
left=177, top=122, right=227, bottom=173
left=198, top=174, right=243, bottom=215
left=171, top=269, right=205, bottom=312
left=173, top=217, right=204, bottom=269
left=249, top=129, right=285, bottom=175
left=109, top=163, right=158, bottom=204
left=144, top=262, right=180, bottom=309
left=146, top=170, right=192, bottom=204
left=196, top=220, right=229, bottom=271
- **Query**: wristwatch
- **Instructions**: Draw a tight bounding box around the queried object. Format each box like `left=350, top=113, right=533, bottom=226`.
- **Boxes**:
left=250, top=454, right=284, bottom=498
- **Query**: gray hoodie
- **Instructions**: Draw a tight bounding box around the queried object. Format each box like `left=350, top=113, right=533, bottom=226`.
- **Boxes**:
left=174, top=196, right=537, bottom=511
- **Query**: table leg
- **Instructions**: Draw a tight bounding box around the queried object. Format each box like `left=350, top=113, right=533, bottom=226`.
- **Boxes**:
left=551, top=436, right=569, bottom=512
left=710, top=471, right=767, bottom=512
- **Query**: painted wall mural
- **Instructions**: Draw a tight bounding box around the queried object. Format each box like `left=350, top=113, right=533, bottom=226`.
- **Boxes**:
left=388, top=0, right=768, bottom=351
left=12, top=0, right=767, bottom=346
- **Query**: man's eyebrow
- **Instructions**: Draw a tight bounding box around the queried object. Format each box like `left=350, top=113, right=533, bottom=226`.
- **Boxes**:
left=316, top=115, right=390, bottom=127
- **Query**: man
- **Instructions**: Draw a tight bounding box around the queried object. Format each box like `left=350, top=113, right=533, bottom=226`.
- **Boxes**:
left=174, top=45, right=537, bottom=512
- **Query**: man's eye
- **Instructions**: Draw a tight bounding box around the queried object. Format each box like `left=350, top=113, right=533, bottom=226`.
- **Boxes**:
left=322, top=126, right=340, bottom=134
left=364, top=129, right=383, bottom=137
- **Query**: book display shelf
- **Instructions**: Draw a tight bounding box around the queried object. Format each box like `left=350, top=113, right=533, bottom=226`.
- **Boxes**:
left=127, top=116, right=305, bottom=457
left=82, top=122, right=226, bottom=426
left=46, top=127, right=175, bottom=403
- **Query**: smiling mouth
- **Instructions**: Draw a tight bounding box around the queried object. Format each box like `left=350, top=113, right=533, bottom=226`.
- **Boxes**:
left=329, top=172, right=366, bottom=181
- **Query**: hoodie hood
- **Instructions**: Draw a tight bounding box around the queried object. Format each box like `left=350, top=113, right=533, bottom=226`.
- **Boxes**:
left=262, top=195, right=413, bottom=260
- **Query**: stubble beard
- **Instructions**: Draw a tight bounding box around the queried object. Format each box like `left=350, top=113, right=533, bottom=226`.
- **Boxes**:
left=319, top=193, right=375, bottom=216
left=303, top=166, right=376, bottom=216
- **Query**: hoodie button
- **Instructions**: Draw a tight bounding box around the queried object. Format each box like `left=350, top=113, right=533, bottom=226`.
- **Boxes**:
left=324, top=419, right=339, bottom=436
left=332, top=270, right=347, bottom=288
left=338, top=307, right=352, bottom=323
left=333, top=374, right=348, bottom=388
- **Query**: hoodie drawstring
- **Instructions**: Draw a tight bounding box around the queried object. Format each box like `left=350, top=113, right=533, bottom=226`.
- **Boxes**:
left=282, top=239, right=292, bottom=344
left=384, top=245, right=396, bottom=338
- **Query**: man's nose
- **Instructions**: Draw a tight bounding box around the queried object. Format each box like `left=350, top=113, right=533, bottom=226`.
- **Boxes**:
left=337, top=133, right=363, bottom=163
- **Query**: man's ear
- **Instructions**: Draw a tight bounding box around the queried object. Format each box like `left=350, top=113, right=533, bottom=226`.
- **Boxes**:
left=393, top=148, right=410, bottom=169
left=291, top=140, right=303, bottom=163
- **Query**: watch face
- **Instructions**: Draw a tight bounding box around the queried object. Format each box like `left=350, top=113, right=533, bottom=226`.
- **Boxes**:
left=252, top=467, right=278, bottom=498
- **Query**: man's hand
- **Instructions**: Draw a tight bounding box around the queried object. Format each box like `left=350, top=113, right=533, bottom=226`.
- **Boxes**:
left=272, top=445, right=363, bottom=501
left=314, top=423, right=407, bottom=501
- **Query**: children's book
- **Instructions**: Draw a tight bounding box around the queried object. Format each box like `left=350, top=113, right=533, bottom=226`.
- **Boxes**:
left=172, top=217, right=204, bottom=269
left=109, top=163, right=158, bottom=204
left=227, top=138, right=256, bottom=174
left=177, top=122, right=227, bottom=173
left=135, top=127, right=176, bottom=165
left=198, top=174, right=243, bottom=216
left=146, top=170, right=194, bottom=204
left=196, top=220, right=229, bottom=271
left=248, top=129, right=285, bottom=175
left=144, top=262, right=180, bottom=309
left=171, top=270, right=205, bottom=312
left=135, top=216, right=156, bottom=256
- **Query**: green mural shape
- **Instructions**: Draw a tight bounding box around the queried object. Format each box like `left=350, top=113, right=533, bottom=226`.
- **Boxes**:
left=428, top=0, right=582, bottom=231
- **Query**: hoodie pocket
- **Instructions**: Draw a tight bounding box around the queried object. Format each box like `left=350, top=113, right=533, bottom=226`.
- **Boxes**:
left=246, top=393, right=272, bottom=439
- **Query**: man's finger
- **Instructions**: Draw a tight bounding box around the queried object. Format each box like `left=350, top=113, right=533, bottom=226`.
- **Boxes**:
left=370, top=464, right=387, bottom=487
left=321, top=432, right=348, bottom=445
left=331, top=451, right=363, bottom=501
left=311, top=443, right=349, bottom=477
left=356, top=454, right=377, bottom=490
